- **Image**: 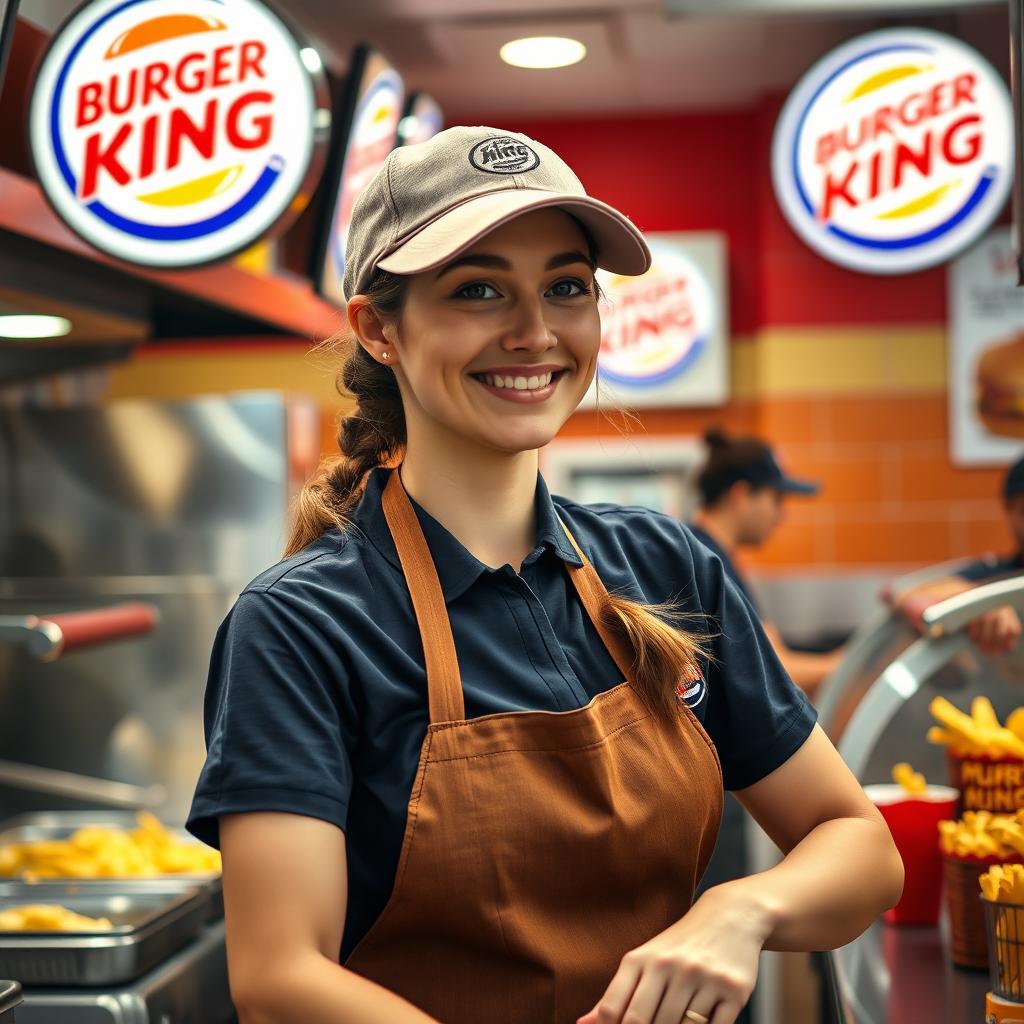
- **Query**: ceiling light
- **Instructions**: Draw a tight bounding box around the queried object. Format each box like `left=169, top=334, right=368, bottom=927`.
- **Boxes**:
left=500, top=37, right=587, bottom=70
left=0, top=315, right=72, bottom=339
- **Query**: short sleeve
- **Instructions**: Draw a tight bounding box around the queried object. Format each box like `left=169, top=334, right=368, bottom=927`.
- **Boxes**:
left=186, top=588, right=358, bottom=849
left=681, top=527, right=818, bottom=791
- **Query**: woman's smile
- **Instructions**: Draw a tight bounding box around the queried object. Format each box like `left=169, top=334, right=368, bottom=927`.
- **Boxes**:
left=469, top=365, right=570, bottom=403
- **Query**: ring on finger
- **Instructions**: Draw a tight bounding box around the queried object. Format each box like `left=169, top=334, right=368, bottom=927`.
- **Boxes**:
left=683, top=1012, right=710, bottom=1024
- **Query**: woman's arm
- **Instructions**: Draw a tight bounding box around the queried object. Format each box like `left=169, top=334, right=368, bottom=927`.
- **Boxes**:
left=723, top=723, right=902, bottom=949
left=578, top=726, right=901, bottom=1024
left=220, top=813, right=439, bottom=1024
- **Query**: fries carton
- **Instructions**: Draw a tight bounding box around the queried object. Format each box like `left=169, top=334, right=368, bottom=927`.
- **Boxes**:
left=928, top=697, right=1024, bottom=815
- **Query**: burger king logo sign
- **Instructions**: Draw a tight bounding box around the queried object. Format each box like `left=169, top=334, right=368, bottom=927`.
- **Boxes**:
left=597, top=242, right=713, bottom=388
left=29, top=0, right=329, bottom=268
left=772, top=29, right=1012, bottom=275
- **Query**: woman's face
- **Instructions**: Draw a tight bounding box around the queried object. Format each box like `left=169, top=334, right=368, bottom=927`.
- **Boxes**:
left=382, top=208, right=601, bottom=456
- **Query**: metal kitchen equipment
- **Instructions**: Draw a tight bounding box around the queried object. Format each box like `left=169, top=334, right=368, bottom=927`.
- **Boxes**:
left=16, top=920, right=231, bottom=1024
left=0, top=812, right=222, bottom=921
left=0, top=881, right=208, bottom=986
left=822, top=577, right=1024, bottom=1022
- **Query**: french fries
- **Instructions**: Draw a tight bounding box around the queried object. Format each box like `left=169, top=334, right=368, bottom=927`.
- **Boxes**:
left=980, top=864, right=1024, bottom=994
left=0, top=812, right=220, bottom=882
left=928, top=696, right=1024, bottom=758
left=938, top=810, right=1024, bottom=860
left=0, top=904, right=113, bottom=932
left=892, top=762, right=927, bottom=794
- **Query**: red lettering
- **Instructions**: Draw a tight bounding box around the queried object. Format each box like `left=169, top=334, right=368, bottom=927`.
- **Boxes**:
left=953, top=72, right=977, bottom=106
left=872, top=106, right=894, bottom=140
left=943, top=114, right=982, bottom=165
left=239, top=40, right=266, bottom=81
left=139, top=113, right=158, bottom=180
left=80, top=123, right=132, bottom=199
left=166, top=99, right=217, bottom=171
left=868, top=149, right=883, bottom=199
left=226, top=91, right=273, bottom=149
left=892, top=134, right=932, bottom=189
left=174, top=52, right=206, bottom=94
left=820, top=162, right=858, bottom=220
left=108, top=69, right=137, bottom=116
left=141, top=62, right=170, bottom=106
left=816, top=132, right=837, bottom=166
left=76, top=82, right=102, bottom=128
left=210, top=44, right=232, bottom=88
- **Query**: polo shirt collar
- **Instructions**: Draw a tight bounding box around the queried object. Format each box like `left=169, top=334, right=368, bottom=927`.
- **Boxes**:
left=356, top=466, right=583, bottom=603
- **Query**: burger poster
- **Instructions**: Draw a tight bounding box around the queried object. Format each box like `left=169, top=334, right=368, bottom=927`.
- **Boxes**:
left=949, top=227, right=1024, bottom=465
left=578, top=233, right=728, bottom=410
left=772, top=28, right=1012, bottom=275
left=28, top=0, right=330, bottom=268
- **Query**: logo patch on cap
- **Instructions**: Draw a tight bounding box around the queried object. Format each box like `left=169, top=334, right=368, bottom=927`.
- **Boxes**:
left=469, top=136, right=540, bottom=175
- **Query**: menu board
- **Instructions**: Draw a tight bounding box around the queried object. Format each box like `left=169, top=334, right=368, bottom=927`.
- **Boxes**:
left=949, top=227, right=1024, bottom=465
left=313, top=46, right=404, bottom=305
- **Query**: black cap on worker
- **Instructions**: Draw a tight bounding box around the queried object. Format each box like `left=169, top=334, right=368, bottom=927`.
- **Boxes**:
left=1003, top=455, right=1024, bottom=500
left=698, top=428, right=820, bottom=505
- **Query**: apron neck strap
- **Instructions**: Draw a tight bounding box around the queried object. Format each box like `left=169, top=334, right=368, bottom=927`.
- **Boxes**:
left=382, top=468, right=466, bottom=724
left=382, top=467, right=637, bottom=725
left=554, top=518, right=636, bottom=684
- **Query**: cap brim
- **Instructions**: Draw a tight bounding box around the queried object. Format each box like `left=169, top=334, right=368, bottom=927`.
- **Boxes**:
left=777, top=477, right=820, bottom=496
left=376, top=189, right=651, bottom=279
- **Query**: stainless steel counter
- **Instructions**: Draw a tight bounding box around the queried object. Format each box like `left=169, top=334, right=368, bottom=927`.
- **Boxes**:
left=834, top=917, right=990, bottom=1023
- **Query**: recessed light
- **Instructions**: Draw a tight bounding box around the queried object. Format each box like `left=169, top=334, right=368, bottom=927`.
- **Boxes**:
left=499, top=36, right=587, bottom=70
left=0, top=315, right=72, bottom=339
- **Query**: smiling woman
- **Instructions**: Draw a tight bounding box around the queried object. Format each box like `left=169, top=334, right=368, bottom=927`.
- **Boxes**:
left=185, top=125, right=903, bottom=1024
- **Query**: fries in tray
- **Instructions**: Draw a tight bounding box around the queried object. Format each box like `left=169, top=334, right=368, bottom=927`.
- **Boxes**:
left=0, top=903, right=113, bottom=932
left=928, top=696, right=1024, bottom=758
left=0, top=812, right=220, bottom=881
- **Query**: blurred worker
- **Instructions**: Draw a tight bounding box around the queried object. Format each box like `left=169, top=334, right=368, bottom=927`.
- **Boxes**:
left=689, top=428, right=844, bottom=699
left=892, top=454, right=1024, bottom=656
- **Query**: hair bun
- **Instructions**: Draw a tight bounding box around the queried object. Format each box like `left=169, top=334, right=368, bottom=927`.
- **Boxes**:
left=703, top=426, right=729, bottom=449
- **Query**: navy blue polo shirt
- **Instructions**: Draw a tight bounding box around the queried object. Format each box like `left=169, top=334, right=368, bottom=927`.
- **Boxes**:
left=957, top=552, right=1024, bottom=584
left=187, top=466, right=816, bottom=960
left=688, top=525, right=761, bottom=616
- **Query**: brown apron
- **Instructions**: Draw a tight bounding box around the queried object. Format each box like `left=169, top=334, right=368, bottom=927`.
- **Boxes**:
left=345, top=469, right=724, bottom=1023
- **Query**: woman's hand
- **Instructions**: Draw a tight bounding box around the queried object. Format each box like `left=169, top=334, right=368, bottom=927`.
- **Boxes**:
left=576, top=885, right=772, bottom=1024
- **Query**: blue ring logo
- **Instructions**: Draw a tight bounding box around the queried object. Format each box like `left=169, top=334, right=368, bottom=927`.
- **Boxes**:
left=29, top=0, right=320, bottom=266
left=771, top=29, right=1012, bottom=274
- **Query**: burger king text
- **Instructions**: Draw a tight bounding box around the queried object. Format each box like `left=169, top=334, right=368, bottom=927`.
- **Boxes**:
left=74, top=40, right=269, bottom=200
left=814, top=72, right=980, bottom=222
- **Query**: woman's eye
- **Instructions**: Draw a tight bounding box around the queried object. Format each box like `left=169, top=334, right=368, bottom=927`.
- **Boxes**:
left=454, top=282, right=500, bottom=300
left=547, top=278, right=591, bottom=298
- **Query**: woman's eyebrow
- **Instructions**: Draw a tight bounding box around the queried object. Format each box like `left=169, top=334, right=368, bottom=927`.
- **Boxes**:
left=435, top=249, right=594, bottom=280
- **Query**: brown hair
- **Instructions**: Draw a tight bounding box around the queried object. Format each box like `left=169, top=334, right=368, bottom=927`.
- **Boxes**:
left=284, top=268, right=712, bottom=717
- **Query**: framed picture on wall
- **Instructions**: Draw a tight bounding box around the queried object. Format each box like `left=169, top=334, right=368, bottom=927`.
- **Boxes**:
left=948, top=227, right=1024, bottom=465
left=576, top=232, right=729, bottom=411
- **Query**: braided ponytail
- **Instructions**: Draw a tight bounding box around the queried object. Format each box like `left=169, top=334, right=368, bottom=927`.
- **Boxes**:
left=283, top=271, right=408, bottom=558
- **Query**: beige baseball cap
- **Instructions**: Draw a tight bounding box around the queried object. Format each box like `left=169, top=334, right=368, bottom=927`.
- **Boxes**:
left=342, top=125, right=651, bottom=300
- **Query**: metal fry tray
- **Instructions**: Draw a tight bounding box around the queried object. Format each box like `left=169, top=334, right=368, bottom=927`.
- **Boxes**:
left=0, top=812, right=222, bottom=921
left=0, top=880, right=207, bottom=987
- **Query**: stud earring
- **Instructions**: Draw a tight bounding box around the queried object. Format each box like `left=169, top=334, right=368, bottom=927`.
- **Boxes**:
left=381, top=351, right=390, bottom=361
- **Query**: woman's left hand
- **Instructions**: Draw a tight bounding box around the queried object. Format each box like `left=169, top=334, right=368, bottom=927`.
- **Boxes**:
left=576, top=885, right=771, bottom=1024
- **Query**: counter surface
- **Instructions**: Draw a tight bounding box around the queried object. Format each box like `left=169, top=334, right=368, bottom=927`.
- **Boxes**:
left=835, top=917, right=990, bottom=1023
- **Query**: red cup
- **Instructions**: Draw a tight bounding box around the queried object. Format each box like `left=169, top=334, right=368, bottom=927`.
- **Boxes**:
left=864, top=784, right=959, bottom=925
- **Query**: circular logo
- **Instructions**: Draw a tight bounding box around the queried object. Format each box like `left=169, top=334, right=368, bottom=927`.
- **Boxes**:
left=329, top=63, right=404, bottom=282
left=469, top=136, right=540, bottom=175
left=771, top=28, right=1012, bottom=275
left=29, top=0, right=329, bottom=268
left=596, top=242, right=712, bottom=387
left=675, top=673, right=707, bottom=710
